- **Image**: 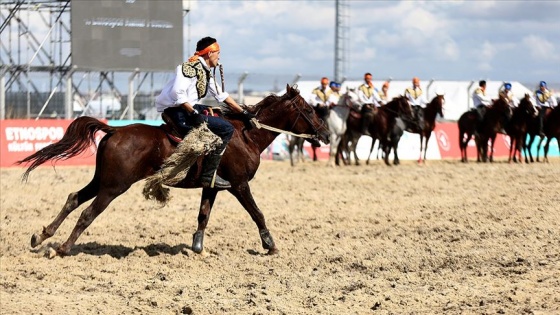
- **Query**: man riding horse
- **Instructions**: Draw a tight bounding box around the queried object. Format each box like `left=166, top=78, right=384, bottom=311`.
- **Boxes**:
left=534, top=81, right=558, bottom=135
left=471, top=80, right=492, bottom=122
left=404, top=77, right=428, bottom=131
left=155, top=36, right=255, bottom=189
left=357, top=72, right=383, bottom=136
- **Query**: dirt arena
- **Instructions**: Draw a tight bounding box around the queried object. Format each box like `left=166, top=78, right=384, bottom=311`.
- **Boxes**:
left=1, top=158, right=559, bottom=314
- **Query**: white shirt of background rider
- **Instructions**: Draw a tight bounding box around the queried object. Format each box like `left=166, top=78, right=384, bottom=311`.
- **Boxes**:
left=471, top=88, right=492, bottom=108
left=405, top=86, right=428, bottom=108
left=499, top=88, right=519, bottom=107
left=155, top=56, right=229, bottom=113
left=357, top=85, right=383, bottom=107
left=309, top=85, right=332, bottom=107
left=327, top=90, right=341, bottom=107
left=534, top=88, right=558, bottom=108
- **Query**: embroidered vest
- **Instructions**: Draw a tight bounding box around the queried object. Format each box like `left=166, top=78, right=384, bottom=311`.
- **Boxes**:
left=312, top=88, right=332, bottom=102
left=499, top=90, right=513, bottom=102
left=379, top=90, right=387, bottom=100
left=359, top=84, right=373, bottom=98
left=535, top=90, right=551, bottom=103
left=181, top=60, right=211, bottom=99
left=405, top=87, right=422, bottom=99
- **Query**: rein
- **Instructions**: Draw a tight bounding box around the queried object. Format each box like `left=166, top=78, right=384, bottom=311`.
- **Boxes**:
left=251, top=118, right=315, bottom=139
left=249, top=95, right=322, bottom=140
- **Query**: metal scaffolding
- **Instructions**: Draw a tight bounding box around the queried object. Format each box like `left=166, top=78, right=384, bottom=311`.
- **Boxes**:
left=334, top=0, right=349, bottom=83
left=0, top=0, right=188, bottom=120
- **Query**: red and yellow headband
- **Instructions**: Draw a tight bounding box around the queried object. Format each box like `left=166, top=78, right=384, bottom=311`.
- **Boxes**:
left=188, top=42, right=220, bottom=62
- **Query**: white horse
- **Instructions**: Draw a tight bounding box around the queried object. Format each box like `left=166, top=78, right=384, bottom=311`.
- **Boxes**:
left=326, top=88, right=360, bottom=167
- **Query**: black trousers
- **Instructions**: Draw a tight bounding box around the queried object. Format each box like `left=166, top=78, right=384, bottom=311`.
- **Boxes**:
left=163, top=105, right=234, bottom=143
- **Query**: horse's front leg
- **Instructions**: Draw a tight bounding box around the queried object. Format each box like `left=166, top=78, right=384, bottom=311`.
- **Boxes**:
left=489, top=136, right=496, bottom=163
left=192, top=188, right=218, bottom=254
left=418, top=134, right=424, bottom=164
left=229, top=182, right=277, bottom=255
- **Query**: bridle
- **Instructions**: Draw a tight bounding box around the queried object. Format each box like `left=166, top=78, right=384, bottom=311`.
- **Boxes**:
left=251, top=94, right=325, bottom=140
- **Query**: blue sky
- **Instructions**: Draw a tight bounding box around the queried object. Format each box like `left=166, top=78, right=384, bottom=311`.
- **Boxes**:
left=186, top=0, right=559, bottom=90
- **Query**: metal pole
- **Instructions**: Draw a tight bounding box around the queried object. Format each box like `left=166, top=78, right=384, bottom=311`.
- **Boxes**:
left=237, top=71, right=249, bottom=104
left=127, top=68, right=140, bottom=120
left=291, top=73, right=302, bottom=86
left=0, top=67, right=7, bottom=120
left=65, top=66, right=76, bottom=119
left=467, top=80, right=476, bottom=112
left=426, top=78, right=435, bottom=99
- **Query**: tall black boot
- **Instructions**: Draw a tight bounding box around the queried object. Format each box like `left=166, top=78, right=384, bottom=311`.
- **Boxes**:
left=538, top=108, right=545, bottom=136
left=361, top=105, right=372, bottom=136
left=200, top=148, right=231, bottom=189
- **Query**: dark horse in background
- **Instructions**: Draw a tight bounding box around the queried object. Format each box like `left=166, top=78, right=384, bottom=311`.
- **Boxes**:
left=529, top=105, right=560, bottom=163
left=404, top=94, right=445, bottom=164
left=505, top=94, right=538, bottom=163
left=17, top=85, right=330, bottom=257
left=541, top=105, right=560, bottom=162
left=476, top=96, right=513, bottom=162
left=288, top=105, right=329, bottom=166
left=458, top=96, right=512, bottom=163
left=523, top=105, right=558, bottom=163
left=342, top=96, right=412, bottom=166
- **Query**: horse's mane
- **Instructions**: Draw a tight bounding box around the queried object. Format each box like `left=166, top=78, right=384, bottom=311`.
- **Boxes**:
left=237, top=86, right=301, bottom=116
left=492, top=96, right=510, bottom=110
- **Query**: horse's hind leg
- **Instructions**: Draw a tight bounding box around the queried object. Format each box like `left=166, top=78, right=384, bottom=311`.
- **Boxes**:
left=54, top=189, right=121, bottom=256
left=229, top=183, right=277, bottom=255
left=192, top=188, right=218, bottom=254
left=31, top=177, right=99, bottom=248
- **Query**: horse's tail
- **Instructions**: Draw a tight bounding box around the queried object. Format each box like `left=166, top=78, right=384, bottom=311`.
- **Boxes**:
left=16, top=116, right=117, bottom=181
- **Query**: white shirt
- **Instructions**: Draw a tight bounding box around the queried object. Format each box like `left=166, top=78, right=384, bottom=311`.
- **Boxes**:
left=357, top=84, right=383, bottom=107
left=327, top=91, right=341, bottom=107
left=404, top=86, right=428, bottom=108
left=534, top=89, right=557, bottom=108
left=155, top=57, right=229, bottom=112
left=499, top=89, right=519, bottom=107
left=472, top=87, right=492, bottom=108
left=309, top=86, right=332, bottom=107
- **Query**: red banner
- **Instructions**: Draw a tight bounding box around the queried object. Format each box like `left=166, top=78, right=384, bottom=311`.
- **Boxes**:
left=434, top=122, right=511, bottom=160
left=0, top=120, right=101, bottom=168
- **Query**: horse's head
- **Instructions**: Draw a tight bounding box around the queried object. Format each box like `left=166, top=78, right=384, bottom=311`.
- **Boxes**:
left=519, top=94, right=538, bottom=118
left=431, top=93, right=445, bottom=118
left=338, top=88, right=360, bottom=108
left=395, top=96, right=414, bottom=120
left=492, top=96, right=513, bottom=119
left=283, top=84, right=330, bottom=145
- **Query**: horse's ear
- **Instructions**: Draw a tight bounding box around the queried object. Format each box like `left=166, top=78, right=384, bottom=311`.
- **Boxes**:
left=286, top=84, right=291, bottom=93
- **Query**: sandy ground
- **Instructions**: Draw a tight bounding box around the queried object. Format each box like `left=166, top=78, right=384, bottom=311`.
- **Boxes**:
left=1, top=158, right=559, bottom=314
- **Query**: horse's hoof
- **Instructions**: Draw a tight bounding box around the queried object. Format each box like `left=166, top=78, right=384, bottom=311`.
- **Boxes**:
left=46, top=247, right=58, bottom=259
left=266, top=248, right=279, bottom=255
left=31, top=233, right=43, bottom=248
left=192, top=231, right=204, bottom=254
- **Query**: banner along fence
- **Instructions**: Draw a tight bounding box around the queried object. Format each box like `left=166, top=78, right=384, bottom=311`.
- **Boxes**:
left=1, top=120, right=558, bottom=167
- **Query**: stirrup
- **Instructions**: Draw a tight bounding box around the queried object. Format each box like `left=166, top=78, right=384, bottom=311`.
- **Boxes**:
left=201, top=174, right=231, bottom=189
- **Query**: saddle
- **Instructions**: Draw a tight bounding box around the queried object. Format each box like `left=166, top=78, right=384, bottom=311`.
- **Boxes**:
left=161, top=105, right=223, bottom=144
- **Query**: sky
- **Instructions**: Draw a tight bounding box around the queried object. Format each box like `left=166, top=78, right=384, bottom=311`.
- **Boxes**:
left=185, top=0, right=560, bottom=90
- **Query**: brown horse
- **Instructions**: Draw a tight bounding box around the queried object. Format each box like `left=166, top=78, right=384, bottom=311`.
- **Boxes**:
left=458, top=96, right=512, bottom=163
left=523, top=106, right=557, bottom=163
left=477, top=96, right=513, bottom=162
left=540, top=105, right=560, bottom=162
left=505, top=94, right=538, bottom=163
left=457, top=109, right=479, bottom=163
left=342, top=96, right=412, bottom=166
left=17, top=85, right=330, bottom=257
left=404, top=94, right=445, bottom=163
